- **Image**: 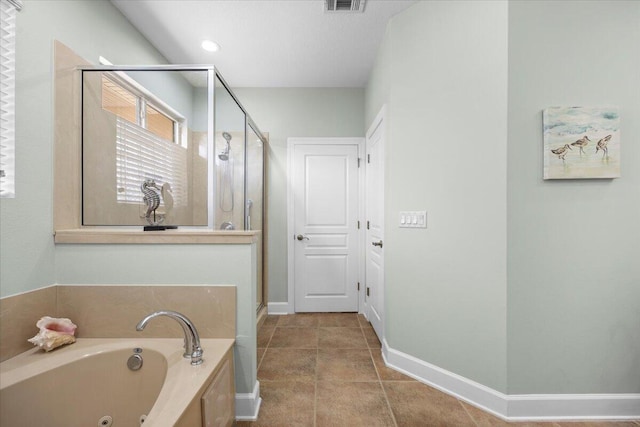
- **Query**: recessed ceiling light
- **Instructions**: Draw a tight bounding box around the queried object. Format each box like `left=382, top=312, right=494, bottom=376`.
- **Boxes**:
left=201, top=40, right=220, bottom=52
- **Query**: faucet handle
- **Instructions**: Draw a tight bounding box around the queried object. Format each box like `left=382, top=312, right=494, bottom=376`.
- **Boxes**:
left=190, top=347, right=204, bottom=365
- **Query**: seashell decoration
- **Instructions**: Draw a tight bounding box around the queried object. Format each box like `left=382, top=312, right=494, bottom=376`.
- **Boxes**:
left=27, top=316, right=77, bottom=352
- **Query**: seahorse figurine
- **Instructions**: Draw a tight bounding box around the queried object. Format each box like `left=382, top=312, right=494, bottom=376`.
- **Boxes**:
left=141, top=179, right=163, bottom=225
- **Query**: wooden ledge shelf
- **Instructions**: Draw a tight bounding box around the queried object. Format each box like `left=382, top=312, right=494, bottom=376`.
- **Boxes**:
left=54, top=229, right=260, bottom=244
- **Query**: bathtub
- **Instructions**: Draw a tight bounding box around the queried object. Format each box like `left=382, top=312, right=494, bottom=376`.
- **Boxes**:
left=0, top=337, right=235, bottom=427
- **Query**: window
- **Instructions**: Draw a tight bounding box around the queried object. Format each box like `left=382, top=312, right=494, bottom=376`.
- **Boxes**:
left=0, top=0, right=21, bottom=198
left=101, top=75, right=177, bottom=143
left=115, top=117, right=187, bottom=206
left=146, top=104, right=175, bottom=142
left=100, top=75, right=187, bottom=206
left=102, top=76, right=138, bottom=125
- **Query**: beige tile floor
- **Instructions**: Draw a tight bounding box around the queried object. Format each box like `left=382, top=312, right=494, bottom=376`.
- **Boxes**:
left=238, top=313, right=640, bottom=427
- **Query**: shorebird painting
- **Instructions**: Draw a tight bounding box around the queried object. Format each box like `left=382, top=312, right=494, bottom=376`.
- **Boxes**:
left=570, top=135, right=590, bottom=154
left=550, top=144, right=572, bottom=161
left=595, top=134, right=612, bottom=158
left=543, top=106, right=620, bottom=179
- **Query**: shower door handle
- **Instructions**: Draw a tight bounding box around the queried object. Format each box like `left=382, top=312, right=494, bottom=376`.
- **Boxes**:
left=296, top=234, right=310, bottom=241
left=372, top=240, right=383, bottom=248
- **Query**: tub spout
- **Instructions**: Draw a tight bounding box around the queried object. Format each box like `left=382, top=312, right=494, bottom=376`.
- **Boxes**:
left=136, top=310, right=203, bottom=365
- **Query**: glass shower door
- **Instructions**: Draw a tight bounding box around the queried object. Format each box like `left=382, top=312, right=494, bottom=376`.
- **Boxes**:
left=246, top=123, right=265, bottom=310
left=214, top=75, right=245, bottom=230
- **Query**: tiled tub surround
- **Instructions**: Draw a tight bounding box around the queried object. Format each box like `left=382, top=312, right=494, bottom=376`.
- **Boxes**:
left=0, top=286, right=58, bottom=362
left=246, top=313, right=640, bottom=427
left=0, top=285, right=236, bottom=362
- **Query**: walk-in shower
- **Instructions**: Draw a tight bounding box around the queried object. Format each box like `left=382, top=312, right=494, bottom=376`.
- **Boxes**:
left=80, top=65, right=265, bottom=232
left=80, top=65, right=266, bottom=310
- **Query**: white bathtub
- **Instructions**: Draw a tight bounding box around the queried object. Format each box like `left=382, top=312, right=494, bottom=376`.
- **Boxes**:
left=0, top=338, right=235, bottom=427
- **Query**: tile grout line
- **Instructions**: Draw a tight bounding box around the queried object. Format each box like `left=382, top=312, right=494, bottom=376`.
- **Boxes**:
left=373, top=349, right=399, bottom=427
left=265, top=317, right=279, bottom=348
left=263, top=327, right=275, bottom=349
left=257, top=348, right=264, bottom=371
left=365, top=323, right=398, bottom=427
left=313, top=315, right=320, bottom=427
left=458, top=399, right=480, bottom=427
left=256, top=329, right=267, bottom=373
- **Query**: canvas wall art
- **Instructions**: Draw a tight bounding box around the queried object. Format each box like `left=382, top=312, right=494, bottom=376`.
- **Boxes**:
left=543, top=106, right=620, bottom=179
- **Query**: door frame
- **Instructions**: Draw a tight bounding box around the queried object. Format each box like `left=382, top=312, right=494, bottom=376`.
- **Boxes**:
left=287, top=137, right=365, bottom=314
left=364, top=105, right=386, bottom=337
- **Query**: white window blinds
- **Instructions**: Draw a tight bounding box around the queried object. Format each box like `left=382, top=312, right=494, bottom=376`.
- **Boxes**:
left=116, top=117, right=188, bottom=206
left=0, top=0, right=20, bottom=198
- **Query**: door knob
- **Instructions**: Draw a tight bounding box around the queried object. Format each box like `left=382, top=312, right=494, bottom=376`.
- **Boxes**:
left=296, top=234, right=310, bottom=241
left=372, top=240, right=383, bottom=248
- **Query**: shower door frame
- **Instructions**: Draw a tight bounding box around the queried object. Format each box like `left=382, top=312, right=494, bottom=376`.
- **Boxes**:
left=78, top=65, right=268, bottom=231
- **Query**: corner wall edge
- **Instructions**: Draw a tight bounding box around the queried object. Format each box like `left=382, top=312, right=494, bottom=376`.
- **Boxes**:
left=235, top=380, right=262, bottom=421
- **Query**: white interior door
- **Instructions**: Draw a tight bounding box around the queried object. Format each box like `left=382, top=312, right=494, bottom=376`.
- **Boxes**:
left=291, top=141, right=360, bottom=312
left=366, top=109, right=385, bottom=340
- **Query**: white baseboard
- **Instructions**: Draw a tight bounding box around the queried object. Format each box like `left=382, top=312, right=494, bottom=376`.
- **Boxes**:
left=506, top=394, right=640, bottom=421
left=381, top=339, right=508, bottom=418
left=268, top=302, right=292, bottom=315
left=235, top=381, right=262, bottom=421
left=381, top=340, right=640, bottom=421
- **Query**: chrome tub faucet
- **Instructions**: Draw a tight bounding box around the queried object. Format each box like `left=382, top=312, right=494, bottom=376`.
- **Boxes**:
left=136, top=310, right=203, bottom=365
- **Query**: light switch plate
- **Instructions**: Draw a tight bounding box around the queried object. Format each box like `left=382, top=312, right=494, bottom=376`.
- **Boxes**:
left=399, top=211, right=427, bottom=228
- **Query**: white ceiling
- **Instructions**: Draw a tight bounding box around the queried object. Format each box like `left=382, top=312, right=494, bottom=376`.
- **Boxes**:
left=110, top=0, right=416, bottom=88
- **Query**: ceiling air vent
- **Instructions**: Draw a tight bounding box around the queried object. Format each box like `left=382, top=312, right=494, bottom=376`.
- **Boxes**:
left=325, top=0, right=366, bottom=13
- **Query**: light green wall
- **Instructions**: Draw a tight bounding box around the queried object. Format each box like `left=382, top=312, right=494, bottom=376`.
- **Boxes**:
left=0, top=0, right=168, bottom=298
left=507, top=0, right=640, bottom=394
left=364, top=25, right=391, bottom=129
left=231, top=88, right=366, bottom=302
left=365, top=1, right=509, bottom=392
left=366, top=0, right=640, bottom=395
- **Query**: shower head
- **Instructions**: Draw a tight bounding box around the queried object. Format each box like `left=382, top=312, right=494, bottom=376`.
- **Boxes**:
left=219, top=131, right=232, bottom=160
